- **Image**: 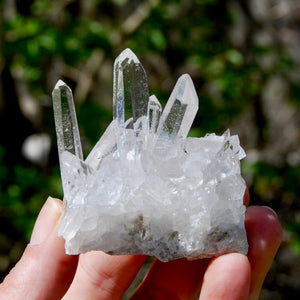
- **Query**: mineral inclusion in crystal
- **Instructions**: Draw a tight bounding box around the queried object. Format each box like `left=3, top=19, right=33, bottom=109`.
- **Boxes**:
left=52, top=48, right=248, bottom=261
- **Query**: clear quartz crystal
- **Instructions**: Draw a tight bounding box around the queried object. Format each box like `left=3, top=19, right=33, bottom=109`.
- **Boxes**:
left=53, top=49, right=248, bottom=262
left=85, top=120, right=118, bottom=170
left=147, top=95, right=162, bottom=134
left=156, top=74, right=198, bottom=140
left=52, top=80, right=83, bottom=160
left=52, top=80, right=83, bottom=193
left=113, top=48, right=149, bottom=126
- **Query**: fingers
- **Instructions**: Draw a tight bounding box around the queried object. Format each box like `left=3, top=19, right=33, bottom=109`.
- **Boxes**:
left=200, top=206, right=282, bottom=300
left=130, top=257, right=211, bottom=300
left=0, top=197, right=78, bottom=300
left=131, top=204, right=281, bottom=300
left=246, top=206, right=282, bottom=300
left=63, top=252, right=147, bottom=300
left=130, top=188, right=250, bottom=300
left=199, top=253, right=251, bottom=300
left=0, top=195, right=281, bottom=300
left=244, top=187, right=250, bottom=207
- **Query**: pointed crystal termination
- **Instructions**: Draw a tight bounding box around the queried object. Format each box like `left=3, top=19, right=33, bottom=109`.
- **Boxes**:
left=113, top=48, right=149, bottom=127
left=156, top=74, right=199, bottom=139
left=52, top=80, right=83, bottom=185
left=85, top=120, right=118, bottom=169
left=147, top=95, right=162, bottom=134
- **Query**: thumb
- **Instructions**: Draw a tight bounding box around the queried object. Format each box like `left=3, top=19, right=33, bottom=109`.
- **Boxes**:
left=0, top=197, right=78, bottom=300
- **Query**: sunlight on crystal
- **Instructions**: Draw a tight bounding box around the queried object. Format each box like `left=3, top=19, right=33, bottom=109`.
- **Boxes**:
left=52, top=48, right=248, bottom=262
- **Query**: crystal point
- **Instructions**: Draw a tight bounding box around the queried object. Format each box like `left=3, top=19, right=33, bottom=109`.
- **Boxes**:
left=157, top=74, right=199, bottom=139
left=147, top=95, right=162, bottom=134
left=85, top=120, right=118, bottom=170
left=54, top=79, right=67, bottom=89
left=53, top=49, right=248, bottom=262
left=52, top=80, right=83, bottom=193
left=113, top=48, right=149, bottom=126
left=52, top=80, right=83, bottom=160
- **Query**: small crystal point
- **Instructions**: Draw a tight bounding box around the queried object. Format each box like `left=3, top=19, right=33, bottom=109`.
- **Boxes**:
left=157, top=74, right=199, bottom=139
left=59, top=150, right=96, bottom=211
left=52, top=80, right=83, bottom=161
left=113, top=48, right=149, bottom=126
left=115, top=48, right=140, bottom=64
left=147, top=95, right=162, bottom=134
left=85, top=120, right=118, bottom=169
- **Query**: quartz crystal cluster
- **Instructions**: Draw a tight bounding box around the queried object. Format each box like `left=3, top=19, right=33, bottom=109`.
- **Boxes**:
left=52, top=49, right=248, bottom=261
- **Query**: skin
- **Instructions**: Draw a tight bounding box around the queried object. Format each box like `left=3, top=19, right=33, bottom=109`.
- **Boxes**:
left=0, top=190, right=282, bottom=300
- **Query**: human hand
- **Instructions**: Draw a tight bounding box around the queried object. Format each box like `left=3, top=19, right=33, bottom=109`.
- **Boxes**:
left=0, top=193, right=282, bottom=300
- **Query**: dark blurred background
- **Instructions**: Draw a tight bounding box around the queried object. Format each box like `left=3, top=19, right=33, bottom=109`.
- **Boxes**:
left=0, top=0, right=299, bottom=299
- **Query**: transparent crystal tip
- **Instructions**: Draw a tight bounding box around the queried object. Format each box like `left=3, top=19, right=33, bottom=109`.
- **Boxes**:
left=54, top=79, right=67, bottom=89
left=116, top=48, right=140, bottom=64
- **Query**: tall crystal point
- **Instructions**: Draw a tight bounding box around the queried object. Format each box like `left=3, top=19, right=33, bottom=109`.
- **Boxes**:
left=52, top=80, right=83, bottom=187
left=113, top=48, right=149, bottom=127
left=157, top=74, right=198, bottom=139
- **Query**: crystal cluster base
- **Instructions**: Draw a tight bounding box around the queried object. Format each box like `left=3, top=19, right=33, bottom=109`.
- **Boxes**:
left=52, top=49, right=248, bottom=262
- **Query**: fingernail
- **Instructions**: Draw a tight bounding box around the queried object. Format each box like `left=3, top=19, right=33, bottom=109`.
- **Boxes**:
left=30, top=197, right=63, bottom=245
left=262, top=206, right=278, bottom=218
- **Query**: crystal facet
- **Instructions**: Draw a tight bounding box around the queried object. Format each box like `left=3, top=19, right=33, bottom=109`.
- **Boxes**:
left=156, top=74, right=198, bottom=139
left=52, top=80, right=83, bottom=160
left=147, top=95, right=162, bottom=135
left=53, top=49, right=248, bottom=262
left=113, top=48, right=149, bottom=126
left=52, top=80, right=83, bottom=194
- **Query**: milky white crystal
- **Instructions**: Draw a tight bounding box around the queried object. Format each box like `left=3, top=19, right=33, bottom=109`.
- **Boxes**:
left=52, top=49, right=248, bottom=261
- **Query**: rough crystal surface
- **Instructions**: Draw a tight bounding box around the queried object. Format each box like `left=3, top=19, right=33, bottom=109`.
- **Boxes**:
left=53, top=49, right=248, bottom=262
